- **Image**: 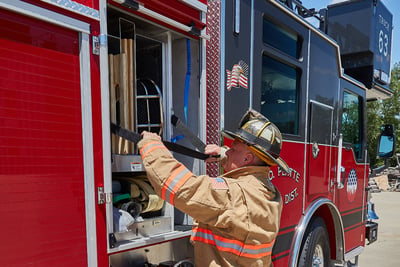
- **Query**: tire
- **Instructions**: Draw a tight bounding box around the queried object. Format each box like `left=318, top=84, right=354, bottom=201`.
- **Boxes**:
left=298, top=217, right=330, bottom=267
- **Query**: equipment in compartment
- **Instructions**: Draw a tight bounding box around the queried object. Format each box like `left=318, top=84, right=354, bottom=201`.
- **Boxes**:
left=106, top=6, right=201, bottom=254
left=113, top=175, right=164, bottom=218
left=109, top=38, right=136, bottom=155
left=137, top=79, right=164, bottom=135
left=108, top=13, right=164, bottom=155
left=112, top=174, right=171, bottom=241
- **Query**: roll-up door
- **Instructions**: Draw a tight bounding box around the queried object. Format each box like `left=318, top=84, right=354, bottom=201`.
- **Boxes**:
left=0, top=5, right=93, bottom=266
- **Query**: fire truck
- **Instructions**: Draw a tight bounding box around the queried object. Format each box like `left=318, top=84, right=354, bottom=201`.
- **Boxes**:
left=207, top=0, right=394, bottom=266
left=0, top=0, right=394, bottom=267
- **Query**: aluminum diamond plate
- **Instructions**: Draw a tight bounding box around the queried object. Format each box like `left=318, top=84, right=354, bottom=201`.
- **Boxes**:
left=206, top=0, right=221, bottom=177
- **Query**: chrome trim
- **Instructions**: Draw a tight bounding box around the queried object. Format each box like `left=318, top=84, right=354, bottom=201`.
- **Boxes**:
left=344, top=246, right=364, bottom=262
left=165, top=33, right=173, bottom=143
left=310, top=100, right=334, bottom=110
left=41, top=0, right=100, bottom=19
left=302, top=29, right=311, bottom=213
left=336, top=134, right=344, bottom=189
left=220, top=0, right=226, bottom=129
left=180, top=0, right=208, bottom=13
left=0, top=0, right=90, bottom=33
left=199, top=26, right=208, bottom=175
left=108, top=230, right=192, bottom=254
left=98, top=0, right=115, bottom=254
left=80, top=31, right=98, bottom=267
left=249, top=0, right=254, bottom=107
left=289, top=198, right=345, bottom=267
left=234, top=0, right=240, bottom=34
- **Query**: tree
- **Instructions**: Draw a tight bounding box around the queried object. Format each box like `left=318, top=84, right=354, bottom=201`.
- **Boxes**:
left=367, top=63, right=400, bottom=168
left=367, top=99, right=383, bottom=167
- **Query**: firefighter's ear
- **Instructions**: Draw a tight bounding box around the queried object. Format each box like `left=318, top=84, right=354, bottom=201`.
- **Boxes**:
left=244, top=153, right=254, bottom=163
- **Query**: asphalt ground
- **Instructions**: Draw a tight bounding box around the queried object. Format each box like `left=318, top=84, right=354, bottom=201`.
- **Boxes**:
left=358, top=192, right=400, bottom=267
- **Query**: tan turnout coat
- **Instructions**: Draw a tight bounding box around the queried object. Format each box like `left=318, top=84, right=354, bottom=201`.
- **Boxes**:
left=138, top=137, right=283, bottom=267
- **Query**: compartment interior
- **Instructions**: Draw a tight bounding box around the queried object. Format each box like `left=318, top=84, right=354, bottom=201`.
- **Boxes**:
left=107, top=6, right=201, bottom=249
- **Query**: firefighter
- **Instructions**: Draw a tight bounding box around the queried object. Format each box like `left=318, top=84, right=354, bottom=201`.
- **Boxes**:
left=138, top=108, right=289, bottom=267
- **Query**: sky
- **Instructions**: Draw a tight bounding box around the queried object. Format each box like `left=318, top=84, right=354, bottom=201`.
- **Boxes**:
left=300, top=0, right=399, bottom=68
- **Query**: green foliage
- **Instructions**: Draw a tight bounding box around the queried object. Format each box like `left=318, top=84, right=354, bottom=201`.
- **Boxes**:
left=367, top=63, right=400, bottom=167
left=367, top=100, right=383, bottom=167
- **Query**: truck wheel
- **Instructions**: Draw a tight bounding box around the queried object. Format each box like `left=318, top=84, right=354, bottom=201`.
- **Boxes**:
left=298, top=217, right=330, bottom=267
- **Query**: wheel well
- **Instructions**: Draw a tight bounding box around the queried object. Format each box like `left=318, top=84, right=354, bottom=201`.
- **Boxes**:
left=289, top=198, right=345, bottom=267
left=313, top=205, right=344, bottom=261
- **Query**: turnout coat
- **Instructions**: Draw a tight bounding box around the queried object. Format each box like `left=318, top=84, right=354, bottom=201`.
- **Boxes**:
left=138, top=137, right=283, bottom=267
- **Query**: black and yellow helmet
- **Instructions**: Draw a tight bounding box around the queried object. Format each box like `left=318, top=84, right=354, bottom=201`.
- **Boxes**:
left=222, top=108, right=290, bottom=173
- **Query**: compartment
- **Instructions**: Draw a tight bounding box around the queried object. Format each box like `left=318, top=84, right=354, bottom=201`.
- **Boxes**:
left=326, top=0, right=393, bottom=97
left=106, top=5, right=202, bottom=252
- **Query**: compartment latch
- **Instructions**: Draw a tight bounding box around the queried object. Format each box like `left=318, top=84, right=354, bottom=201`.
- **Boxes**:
left=92, top=34, right=107, bottom=55
left=97, top=187, right=112, bottom=205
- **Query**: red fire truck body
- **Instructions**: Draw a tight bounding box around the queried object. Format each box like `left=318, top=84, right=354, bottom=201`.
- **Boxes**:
left=0, top=0, right=393, bottom=267
left=206, top=1, right=392, bottom=266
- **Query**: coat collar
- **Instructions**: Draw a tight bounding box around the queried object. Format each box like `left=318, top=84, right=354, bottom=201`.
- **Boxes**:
left=222, top=166, right=269, bottom=179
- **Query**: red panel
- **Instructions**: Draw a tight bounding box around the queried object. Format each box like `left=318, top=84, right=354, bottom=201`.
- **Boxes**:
left=112, top=0, right=205, bottom=32
left=336, top=149, right=367, bottom=251
left=142, top=0, right=205, bottom=29
left=0, top=9, right=88, bottom=266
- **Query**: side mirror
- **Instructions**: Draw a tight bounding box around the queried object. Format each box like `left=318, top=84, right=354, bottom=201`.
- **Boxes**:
left=377, top=124, right=395, bottom=158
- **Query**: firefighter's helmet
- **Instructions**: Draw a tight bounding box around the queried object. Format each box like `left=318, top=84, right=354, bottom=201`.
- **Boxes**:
left=222, top=109, right=290, bottom=173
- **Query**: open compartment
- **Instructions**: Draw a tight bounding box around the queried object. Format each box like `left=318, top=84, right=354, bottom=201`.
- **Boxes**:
left=106, top=4, right=202, bottom=252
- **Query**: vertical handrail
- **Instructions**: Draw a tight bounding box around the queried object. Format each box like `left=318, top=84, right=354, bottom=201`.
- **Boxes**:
left=336, top=133, right=344, bottom=189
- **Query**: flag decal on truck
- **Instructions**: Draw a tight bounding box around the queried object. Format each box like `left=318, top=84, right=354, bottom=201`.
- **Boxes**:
left=226, top=60, right=249, bottom=90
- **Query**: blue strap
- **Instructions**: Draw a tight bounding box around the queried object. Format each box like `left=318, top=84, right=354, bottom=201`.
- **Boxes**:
left=171, top=134, right=184, bottom=143
left=172, top=39, right=191, bottom=143
left=184, top=39, right=191, bottom=123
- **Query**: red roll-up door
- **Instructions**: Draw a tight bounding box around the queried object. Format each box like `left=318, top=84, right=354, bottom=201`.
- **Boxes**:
left=0, top=8, right=88, bottom=266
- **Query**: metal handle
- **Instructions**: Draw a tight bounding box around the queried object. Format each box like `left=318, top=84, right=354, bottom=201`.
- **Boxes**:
left=336, top=133, right=344, bottom=189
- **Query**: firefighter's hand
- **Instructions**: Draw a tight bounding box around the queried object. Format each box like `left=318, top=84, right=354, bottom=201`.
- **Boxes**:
left=205, top=144, right=222, bottom=162
left=141, top=131, right=162, bottom=141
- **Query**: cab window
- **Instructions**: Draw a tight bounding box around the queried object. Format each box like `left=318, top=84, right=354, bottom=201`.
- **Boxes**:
left=260, top=55, right=300, bottom=135
left=263, top=18, right=301, bottom=59
left=342, top=91, right=363, bottom=159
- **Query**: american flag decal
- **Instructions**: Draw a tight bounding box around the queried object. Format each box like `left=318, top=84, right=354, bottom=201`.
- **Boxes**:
left=211, top=177, right=229, bottom=190
left=226, top=60, right=249, bottom=91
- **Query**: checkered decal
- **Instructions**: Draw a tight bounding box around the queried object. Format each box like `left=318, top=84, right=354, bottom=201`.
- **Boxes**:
left=347, top=169, right=358, bottom=202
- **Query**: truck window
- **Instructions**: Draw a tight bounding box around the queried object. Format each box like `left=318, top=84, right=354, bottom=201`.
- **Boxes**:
left=263, top=17, right=301, bottom=59
left=260, top=55, right=299, bottom=135
left=342, top=91, right=363, bottom=159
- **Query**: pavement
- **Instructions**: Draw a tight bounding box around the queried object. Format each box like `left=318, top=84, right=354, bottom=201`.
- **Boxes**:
left=358, top=192, right=400, bottom=267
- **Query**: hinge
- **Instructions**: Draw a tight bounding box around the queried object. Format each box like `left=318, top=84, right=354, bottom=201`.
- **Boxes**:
left=97, top=187, right=112, bottom=205
left=112, top=0, right=139, bottom=10
left=92, top=35, right=100, bottom=55
left=189, top=21, right=201, bottom=37
left=109, top=233, right=117, bottom=248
